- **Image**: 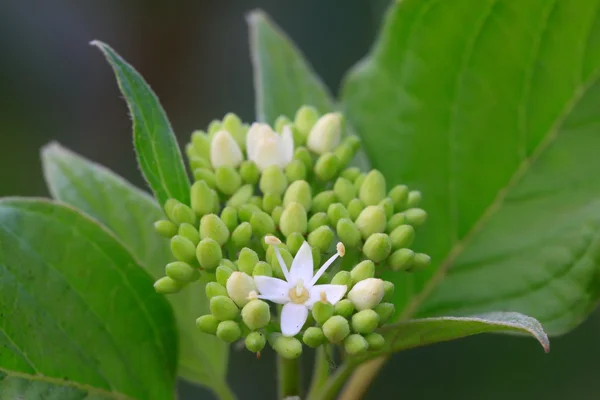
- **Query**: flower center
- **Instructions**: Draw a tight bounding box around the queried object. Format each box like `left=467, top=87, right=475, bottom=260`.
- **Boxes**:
left=288, top=280, right=309, bottom=304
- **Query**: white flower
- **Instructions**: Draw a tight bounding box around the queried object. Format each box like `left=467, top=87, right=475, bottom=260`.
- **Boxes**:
left=210, top=130, right=243, bottom=169
left=254, top=237, right=347, bottom=337
left=246, top=123, right=294, bottom=171
left=307, top=112, right=342, bottom=155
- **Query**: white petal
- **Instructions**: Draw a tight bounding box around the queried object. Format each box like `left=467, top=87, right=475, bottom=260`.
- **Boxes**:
left=289, top=241, right=313, bottom=286
left=210, top=130, right=243, bottom=168
left=309, top=250, right=341, bottom=287
left=280, top=125, right=295, bottom=166
left=306, top=284, right=347, bottom=308
left=245, top=122, right=264, bottom=161
left=280, top=303, right=309, bottom=337
left=254, top=276, right=291, bottom=304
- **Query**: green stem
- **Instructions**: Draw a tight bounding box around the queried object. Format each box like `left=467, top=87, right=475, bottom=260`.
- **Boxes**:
left=309, top=361, right=355, bottom=400
left=278, top=354, right=301, bottom=399
left=306, top=345, right=331, bottom=399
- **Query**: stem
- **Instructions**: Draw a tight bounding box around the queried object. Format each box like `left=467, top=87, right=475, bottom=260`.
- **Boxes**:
left=278, top=354, right=301, bottom=399
left=309, top=361, right=355, bottom=400
left=338, top=357, right=388, bottom=400
left=306, top=345, right=331, bottom=399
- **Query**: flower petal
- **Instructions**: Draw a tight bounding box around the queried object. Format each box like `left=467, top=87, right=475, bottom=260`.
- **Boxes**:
left=246, top=122, right=263, bottom=162
left=289, top=241, right=314, bottom=286
left=306, top=284, right=348, bottom=308
left=254, top=275, right=291, bottom=304
left=280, top=125, right=295, bottom=166
left=210, top=130, right=243, bottom=168
left=280, top=303, right=309, bottom=337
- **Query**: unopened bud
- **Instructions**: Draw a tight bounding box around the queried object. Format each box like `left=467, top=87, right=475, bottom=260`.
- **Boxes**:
left=193, top=168, right=217, bottom=189
left=238, top=204, right=261, bottom=223
left=237, top=248, right=259, bottom=275
left=250, top=211, right=276, bottom=237
left=341, top=167, right=361, bottom=182
left=294, top=147, right=313, bottom=171
left=410, top=253, right=431, bottom=271
left=271, top=206, right=283, bottom=225
left=314, top=152, right=340, bottom=182
left=365, top=332, right=385, bottom=350
left=404, top=208, right=428, bottom=227
left=334, top=299, right=354, bottom=318
left=312, top=301, right=334, bottom=325
left=406, top=190, right=422, bottom=208
left=331, top=271, right=352, bottom=287
left=222, top=113, right=246, bottom=149
left=227, top=184, right=254, bottom=208
left=390, top=225, right=415, bottom=250
left=250, top=196, right=263, bottom=208
left=226, top=272, right=257, bottom=307
left=350, top=260, right=375, bottom=284
left=333, top=177, right=356, bottom=206
left=348, top=278, right=385, bottom=310
left=344, top=334, right=369, bottom=355
left=383, top=281, right=395, bottom=302
left=389, top=185, right=409, bottom=211
left=199, top=214, right=230, bottom=246
left=191, top=181, right=215, bottom=218
left=196, top=238, right=223, bottom=270
left=327, top=203, right=348, bottom=227
left=208, top=120, right=222, bottom=135
left=215, top=166, right=242, bottom=196
left=216, top=320, right=242, bottom=343
left=216, top=264, right=234, bottom=286
left=260, top=165, right=288, bottom=196
left=283, top=180, right=312, bottom=211
left=285, top=159, right=307, bottom=182
left=280, top=202, right=308, bottom=237
left=178, top=223, right=200, bottom=245
left=166, top=261, right=200, bottom=283
left=359, top=170, right=386, bottom=206
left=308, top=226, right=334, bottom=253
left=363, top=233, right=392, bottom=262
left=220, top=206, right=239, bottom=232
left=303, top=327, right=326, bottom=348
left=322, top=315, right=350, bottom=344
left=210, top=130, right=243, bottom=169
left=355, top=206, right=387, bottom=239
left=210, top=295, right=239, bottom=321
left=205, top=281, right=228, bottom=300
left=252, top=261, right=273, bottom=277
left=352, top=309, right=380, bottom=334
left=191, top=130, right=210, bottom=160
left=286, top=232, right=305, bottom=255
left=189, top=156, right=210, bottom=170
left=389, top=248, right=415, bottom=271
left=241, top=299, right=271, bottom=330
left=387, top=213, right=406, bottom=232
left=165, top=199, right=197, bottom=226
left=262, top=193, right=282, bottom=214
left=312, top=190, right=337, bottom=213
left=273, top=336, right=303, bottom=359
left=379, top=198, right=394, bottom=220
left=196, top=314, right=219, bottom=335
left=295, top=105, right=320, bottom=138
left=308, top=212, right=329, bottom=233
left=154, top=276, right=183, bottom=294
left=245, top=331, right=266, bottom=353
left=353, top=173, right=366, bottom=191
left=171, top=235, right=197, bottom=264
left=240, top=160, right=260, bottom=185
left=347, top=198, right=365, bottom=221
left=375, top=302, right=395, bottom=325
left=307, top=112, right=343, bottom=155
left=230, top=222, right=252, bottom=248
left=154, top=220, right=177, bottom=238
left=274, top=115, right=292, bottom=133
left=336, top=218, right=362, bottom=248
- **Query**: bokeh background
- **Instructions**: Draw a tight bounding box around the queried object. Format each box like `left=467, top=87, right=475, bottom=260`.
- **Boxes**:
left=1, top=1, right=598, bottom=399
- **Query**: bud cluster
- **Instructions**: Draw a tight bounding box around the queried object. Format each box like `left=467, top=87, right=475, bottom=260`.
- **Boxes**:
left=152, top=106, right=430, bottom=358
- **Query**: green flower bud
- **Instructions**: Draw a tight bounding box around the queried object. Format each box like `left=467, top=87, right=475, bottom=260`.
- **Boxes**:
left=208, top=119, right=221, bottom=135
left=389, top=185, right=409, bottom=211
left=193, top=168, right=216, bottom=189
left=343, top=135, right=361, bottom=152
left=215, top=166, right=242, bottom=196
left=308, top=212, right=329, bottom=233
left=166, top=261, right=200, bottom=283
left=260, top=165, right=288, bottom=196
left=387, top=213, right=406, bottom=232
left=365, top=332, right=385, bottom=350
left=250, top=211, right=276, bottom=237
left=406, top=190, right=422, bottom=208
left=273, top=335, right=303, bottom=360
left=210, top=295, right=239, bottom=321
left=154, top=220, right=177, bottom=238
left=222, top=112, right=245, bottom=149
left=178, top=223, right=200, bottom=245
left=303, top=327, right=326, bottom=348
left=196, top=238, right=223, bottom=270
left=240, top=160, right=260, bottom=185
left=274, top=115, right=292, bottom=133
left=383, top=281, right=395, bottom=302
left=252, top=261, right=272, bottom=277
left=331, top=271, right=352, bottom=287
left=308, top=226, right=334, bottom=253
left=171, top=235, right=197, bottom=263
left=205, top=281, right=228, bottom=300
left=231, top=222, right=252, bottom=248
left=237, top=247, right=259, bottom=276
left=154, top=276, right=183, bottom=294
left=334, top=299, right=354, bottom=318
left=350, top=260, right=375, bottom=284
left=375, top=302, right=395, bottom=325
left=334, top=144, right=356, bottom=168
left=348, top=278, right=385, bottom=310
left=245, top=331, right=266, bottom=353
left=271, top=206, right=283, bottom=225
left=307, top=112, right=343, bottom=155
left=210, top=189, right=220, bottom=214
left=294, top=147, right=313, bottom=171
left=336, top=218, right=362, bottom=248
left=327, top=203, right=349, bottom=227
left=344, top=334, right=369, bottom=355
left=410, top=253, right=431, bottom=271
left=389, top=248, right=415, bottom=271
left=185, top=143, right=197, bottom=159
left=286, top=232, right=305, bottom=255
left=216, top=265, right=234, bottom=286
left=268, top=246, right=294, bottom=280
left=390, top=225, right=415, bottom=250
left=333, top=177, right=356, bottom=206
left=355, top=205, right=387, bottom=239
left=341, top=167, right=361, bottom=182
left=314, top=152, right=340, bottom=181
left=285, top=159, right=307, bottom=182
left=226, top=184, right=254, bottom=208
left=404, top=208, right=428, bottom=227
left=379, top=198, right=394, bottom=220
left=166, top=200, right=197, bottom=226
left=217, top=320, right=242, bottom=343
left=189, top=155, right=210, bottom=170
left=238, top=204, right=261, bottom=223
left=191, top=181, right=215, bottom=218
left=312, top=246, right=322, bottom=270
left=283, top=180, right=312, bottom=211
left=220, top=206, right=238, bottom=232
left=351, top=309, right=380, bottom=334
left=191, top=130, right=211, bottom=160
left=363, top=233, right=392, bottom=262
left=322, top=315, right=350, bottom=344
left=359, top=170, right=386, bottom=206
left=226, top=271, right=257, bottom=307
left=312, top=301, right=334, bottom=325
left=354, top=173, right=366, bottom=191
left=199, top=214, right=230, bottom=246
left=196, top=314, right=219, bottom=335
left=280, top=202, right=308, bottom=237
left=241, top=299, right=270, bottom=330
left=347, top=198, right=365, bottom=221
left=262, top=193, right=282, bottom=214
left=295, top=105, right=319, bottom=135
left=312, top=190, right=337, bottom=213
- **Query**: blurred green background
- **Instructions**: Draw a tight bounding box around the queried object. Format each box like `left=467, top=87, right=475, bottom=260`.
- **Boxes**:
left=1, top=1, right=598, bottom=399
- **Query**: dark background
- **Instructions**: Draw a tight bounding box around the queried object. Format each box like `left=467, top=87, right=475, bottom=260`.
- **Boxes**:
left=1, top=1, right=598, bottom=399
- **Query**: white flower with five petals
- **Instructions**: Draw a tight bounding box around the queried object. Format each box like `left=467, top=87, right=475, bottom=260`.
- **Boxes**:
left=246, top=123, right=294, bottom=171
left=254, top=236, right=347, bottom=337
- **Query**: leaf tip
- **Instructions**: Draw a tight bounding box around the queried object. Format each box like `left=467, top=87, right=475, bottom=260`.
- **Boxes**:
left=245, top=9, right=269, bottom=26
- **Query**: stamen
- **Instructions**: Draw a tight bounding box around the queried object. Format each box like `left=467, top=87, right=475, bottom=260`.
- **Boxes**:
left=320, top=291, right=328, bottom=303
left=309, top=250, right=341, bottom=286
left=296, top=280, right=304, bottom=297
left=272, top=245, right=291, bottom=281
left=336, top=242, right=346, bottom=257
left=265, top=235, right=281, bottom=245
left=247, top=290, right=258, bottom=300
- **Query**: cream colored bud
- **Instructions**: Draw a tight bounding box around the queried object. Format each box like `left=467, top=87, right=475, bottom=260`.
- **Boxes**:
left=226, top=271, right=257, bottom=307
left=347, top=278, right=385, bottom=310
left=307, top=113, right=343, bottom=155
left=210, top=130, right=243, bottom=169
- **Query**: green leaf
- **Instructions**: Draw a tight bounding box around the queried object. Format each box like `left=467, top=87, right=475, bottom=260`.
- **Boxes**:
left=0, top=198, right=177, bottom=400
left=341, top=0, right=600, bottom=334
left=247, top=10, right=371, bottom=170
left=379, top=312, right=549, bottom=355
left=91, top=40, right=190, bottom=207
left=41, top=144, right=232, bottom=398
